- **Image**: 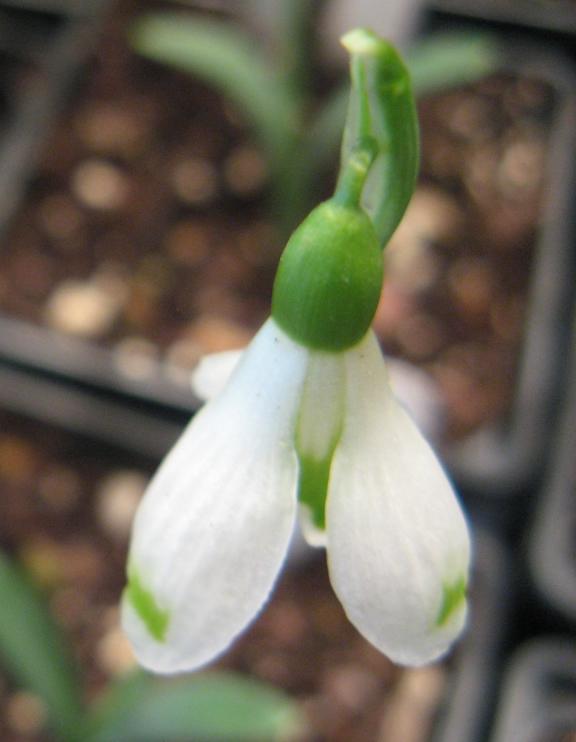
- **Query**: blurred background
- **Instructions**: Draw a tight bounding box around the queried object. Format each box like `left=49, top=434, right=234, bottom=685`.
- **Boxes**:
left=0, top=0, right=575, bottom=740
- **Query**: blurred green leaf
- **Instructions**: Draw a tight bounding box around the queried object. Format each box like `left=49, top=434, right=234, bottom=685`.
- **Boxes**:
left=82, top=670, right=148, bottom=739
left=409, top=32, right=500, bottom=94
left=0, top=552, right=84, bottom=742
left=130, top=13, right=298, bottom=178
left=251, top=0, right=317, bottom=101
left=86, top=670, right=305, bottom=742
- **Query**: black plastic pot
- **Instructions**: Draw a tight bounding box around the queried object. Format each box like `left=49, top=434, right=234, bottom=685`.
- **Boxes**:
left=427, top=0, right=576, bottom=39
left=528, top=301, right=576, bottom=626
left=441, top=47, right=576, bottom=509
left=0, top=0, right=111, bottom=235
left=490, top=639, right=576, bottom=741
left=0, top=362, right=182, bottom=459
left=0, top=314, right=197, bottom=458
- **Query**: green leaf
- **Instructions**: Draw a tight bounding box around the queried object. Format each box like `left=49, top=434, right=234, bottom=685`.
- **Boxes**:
left=82, top=671, right=149, bottom=740
left=130, top=13, right=298, bottom=183
left=252, top=0, right=318, bottom=102
left=0, top=552, right=84, bottom=742
left=85, top=670, right=304, bottom=742
left=408, top=32, right=500, bottom=95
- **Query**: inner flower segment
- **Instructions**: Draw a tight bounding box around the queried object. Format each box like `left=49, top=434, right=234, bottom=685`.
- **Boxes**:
left=295, top=350, right=346, bottom=536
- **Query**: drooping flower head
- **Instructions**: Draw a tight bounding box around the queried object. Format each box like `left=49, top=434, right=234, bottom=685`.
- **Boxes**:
left=122, top=28, right=471, bottom=674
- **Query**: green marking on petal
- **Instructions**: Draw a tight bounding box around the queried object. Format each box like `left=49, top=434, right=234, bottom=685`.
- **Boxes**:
left=436, top=575, right=467, bottom=627
left=297, top=454, right=332, bottom=531
left=125, top=568, right=170, bottom=642
left=294, top=353, right=344, bottom=532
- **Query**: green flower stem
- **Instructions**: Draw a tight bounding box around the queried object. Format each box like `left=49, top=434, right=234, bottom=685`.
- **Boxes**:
left=333, top=140, right=378, bottom=209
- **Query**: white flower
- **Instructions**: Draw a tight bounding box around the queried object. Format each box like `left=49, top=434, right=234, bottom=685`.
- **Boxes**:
left=122, top=317, right=471, bottom=674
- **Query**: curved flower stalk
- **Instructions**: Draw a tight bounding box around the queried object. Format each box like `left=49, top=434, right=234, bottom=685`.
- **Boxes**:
left=122, top=29, right=471, bottom=675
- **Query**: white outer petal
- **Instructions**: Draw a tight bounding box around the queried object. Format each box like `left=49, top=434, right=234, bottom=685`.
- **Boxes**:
left=190, top=349, right=445, bottom=444
left=122, top=319, right=308, bottom=673
left=326, top=331, right=471, bottom=666
left=191, top=350, right=243, bottom=401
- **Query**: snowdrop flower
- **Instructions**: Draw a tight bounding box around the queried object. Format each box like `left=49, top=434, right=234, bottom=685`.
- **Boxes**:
left=122, top=28, right=471, bottom=675
left=122, top=197, right=471, bottom=674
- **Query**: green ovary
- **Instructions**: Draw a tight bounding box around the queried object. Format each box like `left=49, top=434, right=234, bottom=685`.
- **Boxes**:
left=125, top=568, right=170, bottom=642
left=271, top=200, right=383, bottom=352
left=436, top=575, right=467, bottom=627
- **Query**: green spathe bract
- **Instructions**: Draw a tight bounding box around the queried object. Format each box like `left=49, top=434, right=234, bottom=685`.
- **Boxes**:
left=271, top=199, right=383, bottom=351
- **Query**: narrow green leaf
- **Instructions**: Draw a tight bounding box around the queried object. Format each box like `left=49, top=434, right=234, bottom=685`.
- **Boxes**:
left=85, top=671, right=304, bottom=742
left=82, top=670, right=149, bottom=740
left=408, top=32, right=500, bottom=95
left=130, top=14, right=298, bottom=181
left=0, top=552, right=84, bottom=742
left=262, top=0, right=317, bottom=102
